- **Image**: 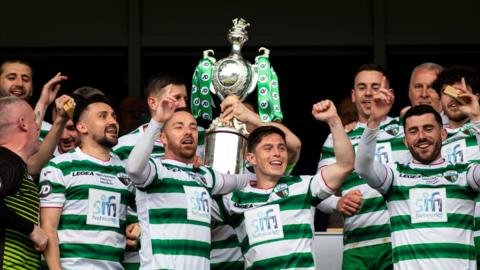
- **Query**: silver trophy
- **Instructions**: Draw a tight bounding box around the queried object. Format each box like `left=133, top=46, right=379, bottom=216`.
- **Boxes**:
left=203, top=18, right=261, bottom=174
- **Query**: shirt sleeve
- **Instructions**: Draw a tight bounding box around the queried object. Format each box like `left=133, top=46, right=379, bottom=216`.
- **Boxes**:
left=39, top=163, right=66, bottom=208
left=126, top=119, right=162, bottom=187
left=354, top=126, right=394, bottom=194
left=211, top=170, right=256, bottom=195
left=309, top=172, right=336, bottom=200
left=0, top=152, right=35, bottom=235
left=316, top=195, right=340, bottom=214
left=0, top=155, right=23, bottom=197
left=467, top=163, right=480, bottom=192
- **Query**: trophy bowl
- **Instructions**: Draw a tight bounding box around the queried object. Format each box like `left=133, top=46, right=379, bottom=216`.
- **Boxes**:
left=212, top=57, right=256, bottom=100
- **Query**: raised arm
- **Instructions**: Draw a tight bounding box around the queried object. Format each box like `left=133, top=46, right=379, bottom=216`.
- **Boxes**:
left=33, top=72, right=67, bottom=127
left=312, top=100, right=354, bottom=190
left=27, top=95, right=73, bottom=175
left=355, top=77, right=394, bottom=193
left=126, top=91, right=176, bottom=186
left=220, top=96, right=301, bottom=165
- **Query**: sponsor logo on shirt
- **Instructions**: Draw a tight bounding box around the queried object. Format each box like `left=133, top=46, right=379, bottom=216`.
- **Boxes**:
left=184, top=186, right=211, bottom=223
left=409, top=188, right=447, bottom=223
left=87, top=189, right=121, bottom=228
left=443, top=140, right=466, bottom=164
left=245, top=204, right=284, bottom=244
left=375, top=142, right=393, bottom=164
left=72, top=171, right=94, bottom=176
left=39, top=181, right=52, bottom=197
left=399, top=173, right=422, bottom=179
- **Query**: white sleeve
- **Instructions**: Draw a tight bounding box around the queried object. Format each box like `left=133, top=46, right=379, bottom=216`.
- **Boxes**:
left=317, top=195, right=340, bottom=214
left=467, top=163, right=480, bottom=192
left=310, top=172, right=336, bottom=200
left=126, top=119, right=162, bottom=187
left=39, top=164, right=66, bottom=208
left=354, top=126, right=394, bottom=194
left=211, top=170, right=256, bottom=195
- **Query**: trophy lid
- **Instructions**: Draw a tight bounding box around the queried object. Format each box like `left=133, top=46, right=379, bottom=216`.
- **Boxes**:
left=227, top=18, right=249, bottom=53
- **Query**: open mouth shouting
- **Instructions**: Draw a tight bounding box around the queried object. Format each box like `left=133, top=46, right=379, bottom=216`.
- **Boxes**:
left=105, top=125, right=118, bottom=137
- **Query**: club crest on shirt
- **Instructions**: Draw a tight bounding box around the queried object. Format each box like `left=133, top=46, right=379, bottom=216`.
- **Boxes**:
left=443, top=170, right=459, bottom=183
left=384, top=124, right=399, bottom=136
left=187, top=172, right=207, bottom=185
left=273, top=183, right=289, bottom=198
left=116, top=172, right=131, bottom=186
left=461, top=123, right=476, bottom=136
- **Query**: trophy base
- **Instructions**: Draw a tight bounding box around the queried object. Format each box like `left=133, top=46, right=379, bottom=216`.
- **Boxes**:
left=204, top=118, right=248, bottom=174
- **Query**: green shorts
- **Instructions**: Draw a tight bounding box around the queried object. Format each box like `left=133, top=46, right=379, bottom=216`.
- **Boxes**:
left=342, top=243, right=393, bottom=270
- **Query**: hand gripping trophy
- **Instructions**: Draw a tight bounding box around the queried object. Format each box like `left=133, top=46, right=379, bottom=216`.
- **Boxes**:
left=191, top=18, right=283, bottom=174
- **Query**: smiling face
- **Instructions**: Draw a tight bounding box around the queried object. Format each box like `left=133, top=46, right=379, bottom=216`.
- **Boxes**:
left=76, top=102, right=119, bottom=149
left=404, top=113, right=446, bottom=164
left=0, top=62, right=33, bottom=100
left=160, top=110, right=198, bottom=163
left=351, top=70, right=385, bottom=122
left=247, top=133, right=288, bottom=183
left=441, top=81, right=473, bottom=124
left=58, top=119, right=80, bottom=154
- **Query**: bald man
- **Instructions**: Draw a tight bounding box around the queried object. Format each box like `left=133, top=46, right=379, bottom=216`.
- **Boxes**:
left=0, top=97, right=48, bottom=269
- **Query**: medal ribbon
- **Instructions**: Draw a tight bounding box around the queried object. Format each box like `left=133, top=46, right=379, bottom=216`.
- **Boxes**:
left=256, top=56, right=283, bottom=122
left=191, top=57, right=214, bottom=120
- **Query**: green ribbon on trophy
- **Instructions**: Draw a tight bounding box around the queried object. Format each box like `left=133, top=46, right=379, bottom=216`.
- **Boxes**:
left=256, top=50, right=283, bottom=123
left=191, top=54, right=215, bottom=120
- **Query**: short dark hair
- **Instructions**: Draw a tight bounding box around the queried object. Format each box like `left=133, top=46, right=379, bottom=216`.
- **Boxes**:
left=143, top=73, right=187, bottom=98
left=0, top=59, right=34, bottom=77
left=431, top=65, right=480, bottom=95
left=403, top=105, right=443, bottom=130
left=354, top=63, right=390, bottom=85
left=73, top=94, right=113, bottom=125
left=247, top=126, right=286, bottom=153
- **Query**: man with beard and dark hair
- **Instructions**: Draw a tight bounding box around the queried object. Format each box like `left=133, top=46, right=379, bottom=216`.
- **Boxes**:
left=432, top=65, right=480, bottom=127
left=355, top=77, right=480, bottom=270
left=430, top=65, right=480, bottom=265
left=39, top=94, right=139, bottom=269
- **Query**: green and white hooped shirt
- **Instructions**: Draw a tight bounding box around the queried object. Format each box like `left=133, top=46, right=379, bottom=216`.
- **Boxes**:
left=381, top=160, right=479, bottom=270
left=135, top=158, right=252, bottom=270
left=318, top=117, right=410, bottom=250
left=216, top=174, right=335, bottom=270
left=39, top=147, right=136, bottom=270
left=441, top=121, right=480, bottom=244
